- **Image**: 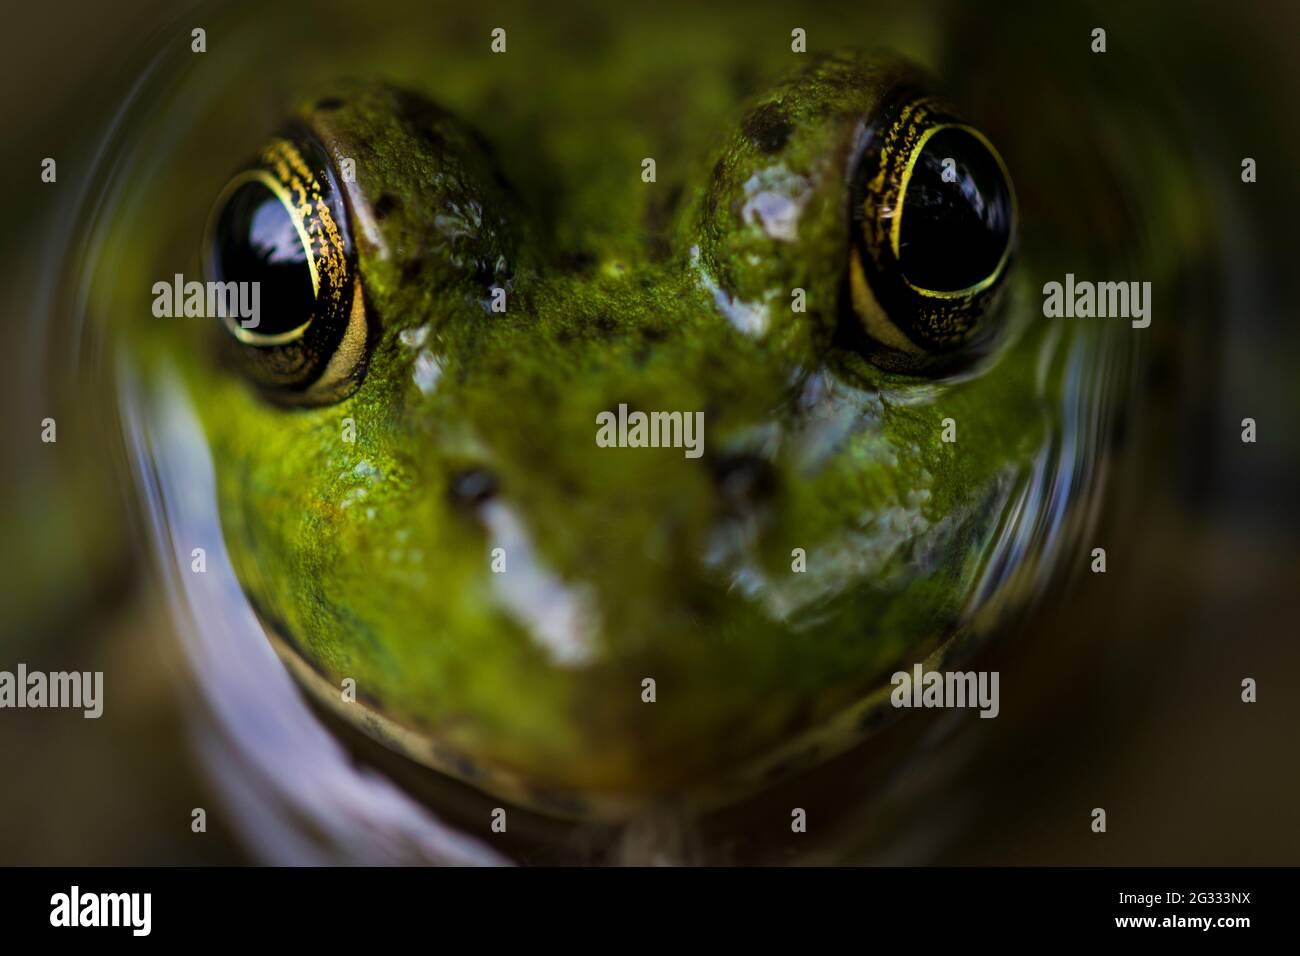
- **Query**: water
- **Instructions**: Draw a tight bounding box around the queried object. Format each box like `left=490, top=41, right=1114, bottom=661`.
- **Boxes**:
left=5, top=0, right=1298, bottom=865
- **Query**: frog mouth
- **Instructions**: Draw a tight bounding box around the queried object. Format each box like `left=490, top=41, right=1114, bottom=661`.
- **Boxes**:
left=256, top=606, right=962, bottom=825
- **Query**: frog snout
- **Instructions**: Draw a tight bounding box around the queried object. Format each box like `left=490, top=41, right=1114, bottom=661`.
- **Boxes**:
left=445, top=450, right=778, bottom=521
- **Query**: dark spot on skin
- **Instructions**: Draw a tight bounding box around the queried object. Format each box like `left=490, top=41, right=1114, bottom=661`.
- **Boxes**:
left=374, top=193, right=400, bottom=220
left=712, top=453, right=778, bottom=513
left=742, top=102, right=795, bottom=154
left=315, top=97, right=344, bottom=111
left=401, top=256, right=426, bottom=283
left=449, top=469, right=499, bottom=508
left=556, top=474, right=582, bottom=500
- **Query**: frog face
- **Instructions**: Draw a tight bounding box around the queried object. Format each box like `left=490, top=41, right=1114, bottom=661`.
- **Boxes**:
left=196, top=50, right=1042, bottom=815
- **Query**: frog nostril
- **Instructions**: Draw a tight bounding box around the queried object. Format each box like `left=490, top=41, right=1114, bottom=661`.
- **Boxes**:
left=449, top=468, right=500, bottom=509
left=374, top=193, right=400, bottom=220
left=711, top=452, right=778, bottom=513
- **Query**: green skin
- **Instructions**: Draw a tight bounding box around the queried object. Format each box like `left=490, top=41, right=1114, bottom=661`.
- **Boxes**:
left=102, top=0, right=1198, bottom=813
left=198, top=55, right=1045, bottom=807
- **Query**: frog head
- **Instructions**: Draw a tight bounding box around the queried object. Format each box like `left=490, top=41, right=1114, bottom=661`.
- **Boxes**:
left=195, top=51, right=1045, bottom=816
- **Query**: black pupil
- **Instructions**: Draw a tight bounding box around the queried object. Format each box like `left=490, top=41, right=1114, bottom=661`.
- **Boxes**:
left=211, top=180, right=317, bottom=336
left=897, top=127, right=1011, bottom=293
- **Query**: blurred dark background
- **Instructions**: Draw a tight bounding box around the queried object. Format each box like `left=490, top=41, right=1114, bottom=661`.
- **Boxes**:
left=1, top=0, right=1298, bottom=865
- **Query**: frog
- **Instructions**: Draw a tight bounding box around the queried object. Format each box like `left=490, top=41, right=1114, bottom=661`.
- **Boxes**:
left=185, top=59, right=1036, bottom=817
left=73, top=0, right=1210, bottom=844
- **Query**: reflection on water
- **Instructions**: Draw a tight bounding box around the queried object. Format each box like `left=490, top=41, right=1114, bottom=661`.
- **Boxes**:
left=120, top=362, right=503, bottom=865
left=4, top=0, right=1299, bottom=865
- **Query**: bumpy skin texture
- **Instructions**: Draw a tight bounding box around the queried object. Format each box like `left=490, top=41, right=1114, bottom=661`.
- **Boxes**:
left=193, top=46, right=1052, bottom=806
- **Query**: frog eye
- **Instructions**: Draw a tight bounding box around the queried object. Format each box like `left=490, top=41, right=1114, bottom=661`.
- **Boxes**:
left=204, top=131, right=368, bottom=402
left=847, top=91, right=1016, bottom=372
